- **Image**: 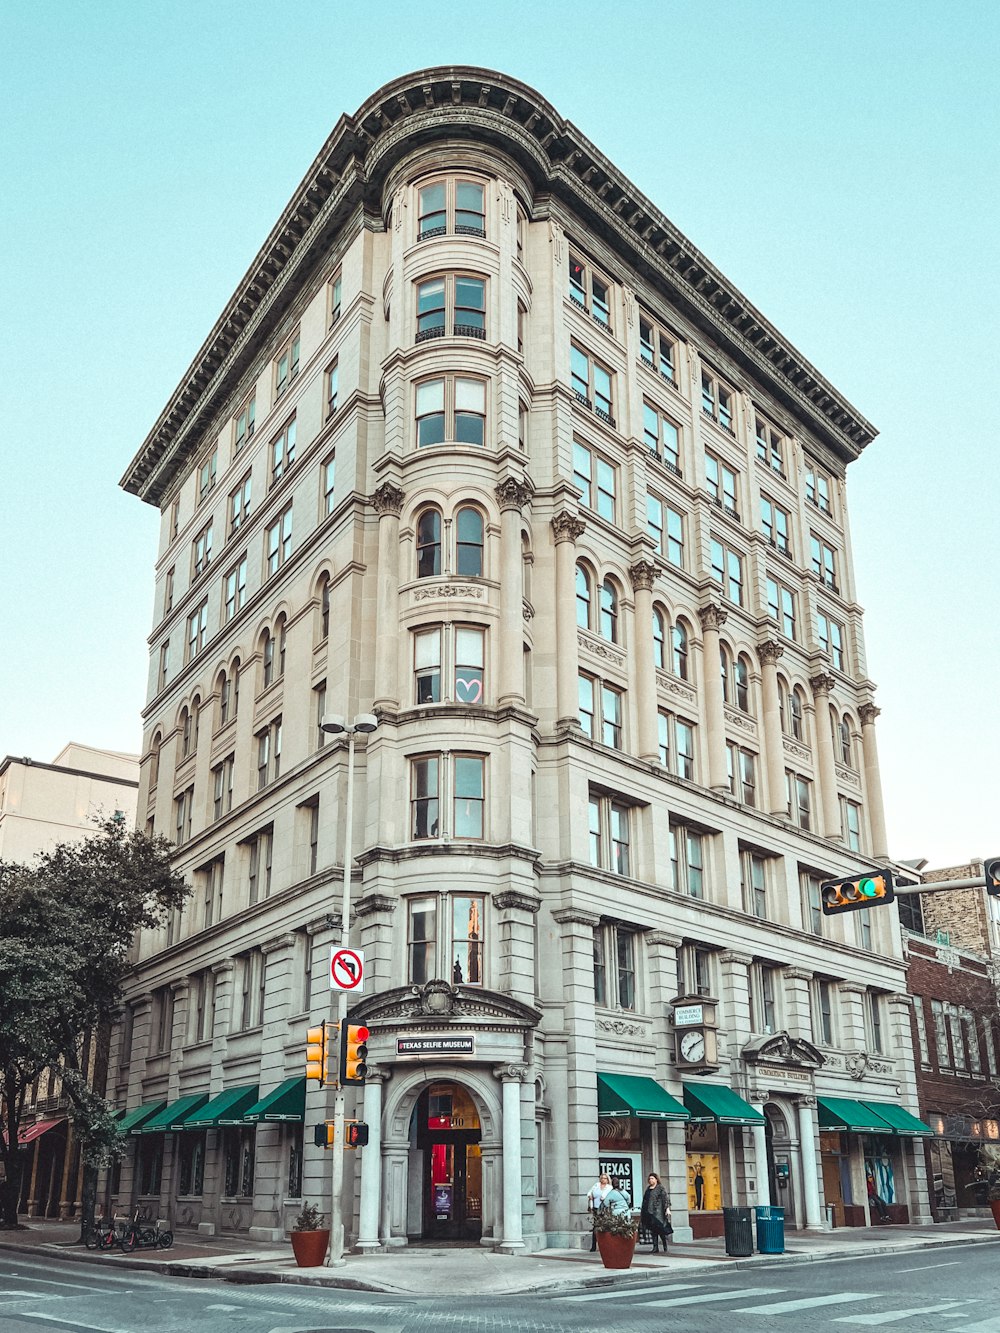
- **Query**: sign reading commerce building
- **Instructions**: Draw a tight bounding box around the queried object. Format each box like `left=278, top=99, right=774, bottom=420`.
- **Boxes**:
left=396, top=1035, right=476, bottom=1058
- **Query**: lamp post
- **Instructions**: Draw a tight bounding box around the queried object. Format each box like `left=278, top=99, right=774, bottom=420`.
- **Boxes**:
left=320, top=710, right=378, bottom=1266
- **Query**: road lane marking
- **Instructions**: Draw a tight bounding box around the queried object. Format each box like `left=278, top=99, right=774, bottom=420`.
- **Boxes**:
left=559, top=1282, right=702, bottom=1301
left=736, top=1292, right=874, bottom=1314
left=19, top=1317, right=128, bottom=1333
left=833, top=1303, right=967, bottom=1325
left=897, top=1261, right=961, bottom=1272
left=638, top=1286, right=787, bottom=1309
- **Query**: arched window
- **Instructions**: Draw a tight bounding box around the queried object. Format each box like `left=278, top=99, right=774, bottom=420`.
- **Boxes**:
left=179, top=707, right=191, bottom=759
left=276, top=618, right=287, bottom=679
left=780, top=679, right=804, bottom=740
left=792, top=687, right=805, bottom=740
left=190, top=696, right=201, bottom=753
left=318, top=577, right=330, bottom=642
left=575, top=563, right=592, bottom=628
left=599, top=578, right=618, bottom=642
left=521, top=530, right=532, bottom=602
left=148, top=732, right=162, bottom=788
left=735, top=655, right=750, bottom=713
left=652, top=608, right=666, bottom=669
left=416, top=510, right=441, bottom=578
left=262, top=631, right=276, bottom=688
left=839, top=715, right=853, bottom=767
left=455, top=507, right=484, bottom=577
left=720, top=645, right=731, bottom=704
left=672, top=620, right=689, bottom=680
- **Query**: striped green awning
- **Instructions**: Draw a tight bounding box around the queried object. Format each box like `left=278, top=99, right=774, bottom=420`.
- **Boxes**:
left=597, top=1072, right=689, bottom=1121
left=118, top=1101, right=166, bottom=1135
left=816, top=1096, right=894, bottom=1134
left=861, top=1100, right=933, bottom=1136
left=243, top=1076, right=306, bottom=1123
left=139, top=1093, right=209, bottom=1133
left=182, top=1085, right=259, bottom=1128
left=683, top=1083, right=765, bottom=1126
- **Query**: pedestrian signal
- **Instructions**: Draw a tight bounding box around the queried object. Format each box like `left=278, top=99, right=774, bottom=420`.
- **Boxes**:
left=821, top=870, right=894, bottom=915
left=313, top=1122, right=335, bottom=1148
left=340, top=1023, right=370, bottom=1084
left=986, top=859, right=1000, bottom=897
left=345, top=1121, right=369, bottom=1148
left=306, top=1021, right=330, bottom=1086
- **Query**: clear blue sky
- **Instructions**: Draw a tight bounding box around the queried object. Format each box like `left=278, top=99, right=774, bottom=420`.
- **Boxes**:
left=2, top=0, right=996, bottom=868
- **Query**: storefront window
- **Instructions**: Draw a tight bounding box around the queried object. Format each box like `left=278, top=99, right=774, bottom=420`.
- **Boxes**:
left=138, top=1135, right=163, bottom=1196
left=287, top=1125, right=303, bottom=1198
left=177, top=1131, right=205, bottom=1196
left=223, top=1127, right=256, bottom=1198
left=685, top=1122, right=722, bottom=1210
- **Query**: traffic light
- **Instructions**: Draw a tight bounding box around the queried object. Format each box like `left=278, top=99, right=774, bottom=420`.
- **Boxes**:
left=821, top=869, right=894, bottom=916
left=345, top=1121, right=369, bottom=1149
left=987, top=859, right=1000, bottom=897
left=313, top=1122, right=335, bottom=1148
left=340, top=1023, right=370, bottom=1084
left=306, top=1021, right=330, bottom=1086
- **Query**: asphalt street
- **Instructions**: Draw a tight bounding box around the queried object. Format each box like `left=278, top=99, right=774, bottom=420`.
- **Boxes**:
left=2, top=1244, right=1000, bottom=1333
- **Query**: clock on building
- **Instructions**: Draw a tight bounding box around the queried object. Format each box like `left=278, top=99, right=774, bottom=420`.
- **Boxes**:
left=672, top=995, right=720, bottom=1072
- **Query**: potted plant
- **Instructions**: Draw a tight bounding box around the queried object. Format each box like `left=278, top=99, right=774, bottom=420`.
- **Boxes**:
left=592, top=1203, right=639, bottom=1269
left=987, top=1172, right=1000, bottom=1230
left=290, top=1202, right=329, bottom=1267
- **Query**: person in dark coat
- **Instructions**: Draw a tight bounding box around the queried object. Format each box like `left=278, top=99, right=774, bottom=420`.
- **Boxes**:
left=640, top=1172, right=672, bottom=1253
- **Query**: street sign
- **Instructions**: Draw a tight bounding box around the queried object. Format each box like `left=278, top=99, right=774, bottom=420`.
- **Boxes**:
left=329, top=946, right=365, bottom=992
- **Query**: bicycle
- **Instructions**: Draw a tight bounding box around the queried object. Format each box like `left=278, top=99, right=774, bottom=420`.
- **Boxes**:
left=83, top=1215, right=125, bottom=1251
left=118, top=1208, right=173, bottom=1253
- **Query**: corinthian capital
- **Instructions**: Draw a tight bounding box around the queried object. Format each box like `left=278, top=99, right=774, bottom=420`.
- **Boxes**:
left=698, top=602, right=728, bottom=633
left=495, top=477, right=534, bottom=512
left=859, top=702, right=881, bottom=726
left=810, top=672, right=837, bottom=697
left=551, top=511, right=586, bottom=544
left=370, top=482, right=405, bottom=517
left=629, top=560, right=657, bottom=593
left=757, top=639, right=785, bottom=666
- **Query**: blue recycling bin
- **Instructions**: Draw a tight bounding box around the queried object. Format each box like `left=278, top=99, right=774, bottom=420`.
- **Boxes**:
left=755, top=1204, right=785, bottom=1254
left=722, top=1206, right=754, bottom=1257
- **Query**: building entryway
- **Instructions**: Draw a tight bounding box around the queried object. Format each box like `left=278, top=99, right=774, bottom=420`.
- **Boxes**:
left=414, top=1081, right=482, bottom=1242
left=764, top=1102, right=796, bottom=1226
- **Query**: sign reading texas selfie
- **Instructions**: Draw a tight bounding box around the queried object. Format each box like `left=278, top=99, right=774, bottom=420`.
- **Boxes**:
left=329, top=946, right=365, bottom=992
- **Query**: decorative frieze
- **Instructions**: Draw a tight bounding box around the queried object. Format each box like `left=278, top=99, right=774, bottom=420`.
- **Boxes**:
left=724, top=708, right=757, bottom=735
left=656, top=672, right=696, bottom=704
left=413, top=583, right=484, bottom=601
left=835, top=764, right=861, bottom=788
left=782, top=738, right=811, bottom=761
left=578, top=632, right=624, bottom=669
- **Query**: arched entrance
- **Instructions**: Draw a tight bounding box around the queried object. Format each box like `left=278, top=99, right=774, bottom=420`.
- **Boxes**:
left=764, top=1102, right=796, bottom=1224
left=412, top=1081, right=482, bottom=1241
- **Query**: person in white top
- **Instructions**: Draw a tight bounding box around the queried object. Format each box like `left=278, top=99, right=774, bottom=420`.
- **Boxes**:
left=586, top=1171, right=613, bottom=1251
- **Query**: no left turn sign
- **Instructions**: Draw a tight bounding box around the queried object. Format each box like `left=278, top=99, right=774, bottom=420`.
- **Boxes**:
left=330, top=946, right=365, bottom=992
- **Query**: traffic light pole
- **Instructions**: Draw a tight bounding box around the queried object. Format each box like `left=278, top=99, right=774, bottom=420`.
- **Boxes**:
left=892, top=877, right=988, bottom=895
left=326, top=727, right=355, bottom=1269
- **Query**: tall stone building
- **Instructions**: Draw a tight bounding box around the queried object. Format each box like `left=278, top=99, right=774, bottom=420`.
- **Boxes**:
left=113, top=67, right=930, bottom=1248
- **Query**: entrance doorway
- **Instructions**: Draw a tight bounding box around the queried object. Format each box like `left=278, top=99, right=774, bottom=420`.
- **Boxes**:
left=764, top=1103, right=796, bottom=1226
left=415, top=1082, right=482, bottom=1241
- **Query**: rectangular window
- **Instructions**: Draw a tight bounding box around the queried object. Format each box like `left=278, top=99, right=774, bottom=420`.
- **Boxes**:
left=274, top=332, right=300, bottom=399
left=329, top=271, right=342, bottom=326
left=760, top=496, right=791, bottom=556
left=643, top=402, right=681, bottom=474
left=229, top=473, right=252, bottom=538
left=588, top=793, right=630, bottom=876
left=913, top=998, right=930, bottom=1066
left=192, top=521, right=213, bottom=578
left=212, top=755, right=234, bottom=821
left=173, top=785, right=193, bottom=845
left=234, top=395, right=255, bottom=453
left=414, top=627, right=442, bottom=704
left=270, top=418, right=297, bottom=485
left=786, top=771, right=812, bottom=831
left=670, top=824, right=704, bottom=898
left=740, top=849, right=767, bottom=917
left=817, top=612, right=845, bottom=671
left=841, top=798, right=862, bottom=851
left=701, top=368, right=734, bottom=432
left=314, top=681, right=327, bottom=748
left=931, top=999, right=949, bottom=1065
left=322, top=453, right=336, bottom=515
left=806, top=464, right=832, bottom=513
left=247, top=827, right=273, bottom=905
left=588, top=794, right=602, bottom=867
left=307, top=799, right=320, bottom=877
left=570, top=344, right=615, bottom=426
left=186, top=600, right=208, bottom=662
left=814, top=980, right=834, bottom=1046
left=407, top=897, right=437, bottom=984
left=801, top=871, right=824, bottom=935
left=572, top=440, right=616, bottom=521
left=705, top=452, right=739, bottom=518
left=568, top=252, right=612, bottom=330
left=265, top=506, right=293, bottom=577
left=752, top=964, right=779, bottom=1034
left=710, top=537, right=744, bottom=605
left=766, top=576, right=797, bottom=639
left=659, top=712, right=695, bottom=780
left=810, top=535, right=839, bottom=590
left=256, top=717, right=282, bottom=790
left=962, top=1009, right=982, bottom=1074
left=159, top=640, right=171, bottom=690
left=754, top=416, right=784, bottom=474
left=594, top=924, right=637, bottom=1011
left=201, top=855, right=225, bottom=928
left=198, top=448, right=217, bottom=502
left=453, top=755, right=485, bottom=839
left=224, top=557, right=247, bottom=622
left=451, top=895, right=484, bottom=985
left=416, top=375, right=486, bottom=447
left=326, top=361, right=339, bottom=417
left=868, top=991, right=884, bottom=1055
left=578, top=673, right=595, bottom=738
left=455, top=626, right=485, bottom=704
left=646, top=495, right=685, bottom=567
left=410, top=756, right=440, bottom=839
left=164, top=566, right=174, bottom=615
left=601, top=683, right=623, bottom=749
left=727, top=743, right=757, bottom=806
left=638, top=314, right=677, bottom=385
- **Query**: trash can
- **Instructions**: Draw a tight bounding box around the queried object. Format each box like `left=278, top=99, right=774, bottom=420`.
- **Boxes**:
left=722, top=1206, right=754, bottom=1257
left=755, top=1204, right=785, bottom=1254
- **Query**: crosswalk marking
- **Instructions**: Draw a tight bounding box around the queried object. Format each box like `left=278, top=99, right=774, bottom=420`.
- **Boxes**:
left=949, top=1319, right=1000, bottom=1332
left=736, top=1292, right=874, bottom=1314
left=636, top=1286, right=787, bottom=1309
left=833, top=1302, right=967, bottom=1326
left=558, top=1282, right=702, bottom=1302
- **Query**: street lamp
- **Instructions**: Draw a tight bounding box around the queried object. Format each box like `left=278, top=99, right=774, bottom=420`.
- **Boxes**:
left=319, top=710, right=378, bottom=1266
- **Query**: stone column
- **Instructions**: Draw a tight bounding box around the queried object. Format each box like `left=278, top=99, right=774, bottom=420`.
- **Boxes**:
left=494, top=890, right=541, bottom=1006
left=746, top=1083, right=772, bottom=1208
left=356, top=1068, right=389, bottom=1252
left=796, top=1097, right=824, bottom=1229
left=783, top=968, right=814, bottom=1042
left=495, top=1063, right=528, bottom=1252
left=859, top=703, right=889, bottom=859
left=630, top=560, right=659, bottom=762
left=355, top=894, right=396, bottom=995
left=757, top=640, right=786, bottom=814
left=551, top=512, right=586, bottom=726
left=552, top=909, right=600, bottom=1238
left=698, top=603, right=730, bottom=791
left=496, top=479, right=533, bottom=704
left=371, top=482, right=405, bottom=713
left=810, top=673, right=841, bottom=839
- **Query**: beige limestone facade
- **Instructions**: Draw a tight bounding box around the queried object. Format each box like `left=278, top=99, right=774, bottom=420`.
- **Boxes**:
left=111, top=68, right=929, bottom=1248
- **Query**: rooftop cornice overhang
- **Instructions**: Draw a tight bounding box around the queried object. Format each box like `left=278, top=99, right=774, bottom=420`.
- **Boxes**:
left=121, top=66, right=875, bottom=507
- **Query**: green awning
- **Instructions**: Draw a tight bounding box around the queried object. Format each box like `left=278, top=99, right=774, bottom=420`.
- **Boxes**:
left=683, top=1083, right=766, bottom=1126
left=183, top=1085, right=259, bottom=1128
left=816, top=1096, right=894, bottom=1134
left=139, top=1093, right=209, bottom=1133
left=118, top=1101, right=166, bottom=1135
left=243, top=1076, right=306, bottom=1123
left=861, top=1100, right=933, bottom=1136
left=597, top=1072, right=689, bottom=1121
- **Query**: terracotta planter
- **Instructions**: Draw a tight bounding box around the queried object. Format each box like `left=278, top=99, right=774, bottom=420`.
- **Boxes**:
left=989, top=1201, right=1000, bottom=1230
left=596, top=1230, right=637, bottom=1269
left=290, top=1228, right=330, bottom=1267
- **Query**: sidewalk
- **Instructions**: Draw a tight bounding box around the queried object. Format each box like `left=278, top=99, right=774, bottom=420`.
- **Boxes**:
left=1, top=1217, right=998, bottom=1296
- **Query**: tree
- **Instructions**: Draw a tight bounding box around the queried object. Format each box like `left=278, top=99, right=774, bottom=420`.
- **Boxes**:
left=0, top=815, right=188, bottom=1229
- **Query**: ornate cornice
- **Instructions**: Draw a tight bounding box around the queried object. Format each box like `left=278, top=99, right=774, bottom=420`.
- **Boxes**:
left=495, top=477, right=534, bottom=512
left=355, top=892, right=397, bottom=917
left=698, top=603, right=728, bottom=633
left=757, top=639, right=784, bottom=667
left=370, top=481, right=405, bottom=516
left=493, top=890, right=541, bottom=914
left=121, top=68, right=874, bottom=508
left=551, top=511, right=586, bottom=544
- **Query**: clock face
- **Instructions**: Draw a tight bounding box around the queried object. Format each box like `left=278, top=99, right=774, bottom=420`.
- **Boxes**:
left=680, top=1029, right=706, bottom=1062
